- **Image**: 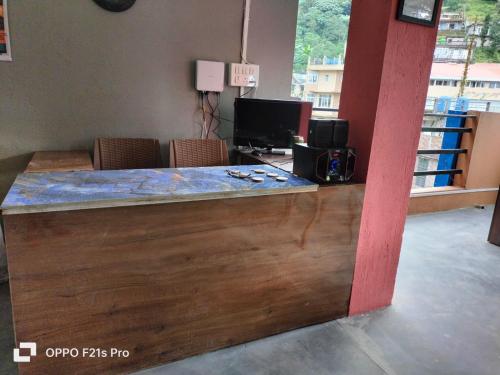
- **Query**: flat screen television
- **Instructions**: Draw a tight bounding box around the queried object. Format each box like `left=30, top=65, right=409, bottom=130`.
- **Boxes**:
left=233, top=98, right=311, bottom=149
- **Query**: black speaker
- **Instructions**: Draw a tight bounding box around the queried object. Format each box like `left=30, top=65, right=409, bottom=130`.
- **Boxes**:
left=307, top=119, right=349, bottom=149
left=293, top=143, right=356, bottom=184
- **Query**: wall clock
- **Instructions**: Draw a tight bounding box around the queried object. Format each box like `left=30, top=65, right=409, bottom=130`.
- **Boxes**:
left=93, top=0, right=136, bottom=12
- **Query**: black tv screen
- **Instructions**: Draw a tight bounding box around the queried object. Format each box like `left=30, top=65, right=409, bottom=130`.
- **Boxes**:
left=233, top=98, right=302, bottom=149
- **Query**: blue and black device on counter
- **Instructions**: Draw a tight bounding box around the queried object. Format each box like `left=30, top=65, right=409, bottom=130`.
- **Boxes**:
left=293, top=119, right=356, bottom=184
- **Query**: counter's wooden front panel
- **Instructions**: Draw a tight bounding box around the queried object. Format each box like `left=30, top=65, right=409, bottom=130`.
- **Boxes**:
left=5, top=185, right=364, bottom=374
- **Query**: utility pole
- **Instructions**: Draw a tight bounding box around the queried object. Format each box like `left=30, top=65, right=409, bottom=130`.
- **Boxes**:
left=458, top=18, right=477, bottom=98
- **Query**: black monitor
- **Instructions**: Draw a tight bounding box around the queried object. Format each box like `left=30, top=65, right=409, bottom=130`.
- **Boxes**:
left=233, top=98, right=304, bottom=149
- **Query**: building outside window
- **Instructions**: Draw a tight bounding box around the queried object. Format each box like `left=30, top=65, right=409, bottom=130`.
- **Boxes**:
left=415, top=158, right=429, bottom=188
left=466, top=81, right=486, bottom=88
left=307, top=72, right=318, bottom=83
left=306, top=93, right=316, bottom=104
left=318, top=94, right=331, bottom=108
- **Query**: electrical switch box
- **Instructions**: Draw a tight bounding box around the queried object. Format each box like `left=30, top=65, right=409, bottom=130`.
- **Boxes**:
left=196, top=60, right=225, bottom=92
left=229, top=63, right=260, bottom=87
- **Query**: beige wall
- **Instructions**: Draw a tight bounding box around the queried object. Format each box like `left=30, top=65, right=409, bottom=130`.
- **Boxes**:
left=304, top=66, right=344, bottom=95
left=464, top=112, right=500, bottom=189
left=303, top=66, right=343, bottom=114
left=0, top=0, right=299, bottom=281
left=408, top=188, right=498, bottom=215
left=316, top=71, right=343, bottom=93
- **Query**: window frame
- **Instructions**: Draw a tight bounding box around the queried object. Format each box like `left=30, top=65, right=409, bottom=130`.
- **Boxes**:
left=318, top=94, right=331, bottom=108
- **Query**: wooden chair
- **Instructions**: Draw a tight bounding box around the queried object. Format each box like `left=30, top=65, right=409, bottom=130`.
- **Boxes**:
left=93, top=138, right=162, bottom=170
left=169, top=139, right=229, bottom=168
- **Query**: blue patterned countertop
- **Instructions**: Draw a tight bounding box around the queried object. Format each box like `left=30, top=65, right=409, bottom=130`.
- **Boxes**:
left=1, top=165, right=318, bottom=214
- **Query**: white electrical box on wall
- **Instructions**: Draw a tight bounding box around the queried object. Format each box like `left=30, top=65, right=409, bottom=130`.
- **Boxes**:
left=229, top=63, right=260, bottom=87
left=196, top=60, right=225, bottom=92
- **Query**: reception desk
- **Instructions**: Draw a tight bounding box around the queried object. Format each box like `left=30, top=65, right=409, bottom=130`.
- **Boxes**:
left=2, top=165, right=364, bottom=374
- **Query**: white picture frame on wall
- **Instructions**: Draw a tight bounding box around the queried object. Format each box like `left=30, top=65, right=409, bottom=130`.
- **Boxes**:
left=0, top=0, right=12, bottom=61
left=397, top=0, right=439, bottom=27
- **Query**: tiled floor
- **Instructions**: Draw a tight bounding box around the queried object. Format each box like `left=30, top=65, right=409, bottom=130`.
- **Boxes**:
left=1, top=206, right=499, bottom=375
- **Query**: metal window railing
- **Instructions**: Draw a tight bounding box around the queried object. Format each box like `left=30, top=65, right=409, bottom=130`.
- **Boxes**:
left=414, top=112, right=477, bottom=187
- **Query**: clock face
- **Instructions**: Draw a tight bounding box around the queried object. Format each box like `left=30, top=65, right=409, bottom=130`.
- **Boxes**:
left=93, top=0, right=136, bottom=12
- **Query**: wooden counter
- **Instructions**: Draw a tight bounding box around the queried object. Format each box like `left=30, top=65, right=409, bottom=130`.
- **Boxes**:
left=25, top=150, right=93, bottom=173
left=1, top=165, right=317, bottom=215
left=1, top=166, right=364, bottom=374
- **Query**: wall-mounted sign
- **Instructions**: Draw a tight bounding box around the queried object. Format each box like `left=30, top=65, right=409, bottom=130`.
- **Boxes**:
left=93, top=0, right=136, bottom=13
left=397, top=0, right=440, bottom=27
left=0, top=0, right=12, bottom=61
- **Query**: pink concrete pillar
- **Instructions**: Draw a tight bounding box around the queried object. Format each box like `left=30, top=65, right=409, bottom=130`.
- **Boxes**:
left=339, top=0, right=442, bottom=315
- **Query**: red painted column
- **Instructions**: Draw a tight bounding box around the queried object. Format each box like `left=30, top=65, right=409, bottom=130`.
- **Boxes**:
left=339, top=0, right=442, bottom=315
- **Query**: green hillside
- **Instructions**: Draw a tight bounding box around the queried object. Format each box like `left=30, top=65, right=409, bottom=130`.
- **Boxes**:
left=443, top=0, right=499, bottom=63
left=443, top=0, right=497, bottom=21
left=293, top=0, right=351, bottom=73
left=293, top=0, right=499, bottom=72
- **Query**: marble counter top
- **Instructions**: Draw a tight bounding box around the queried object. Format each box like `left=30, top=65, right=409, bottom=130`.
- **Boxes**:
left=1, top=165, right=318, bottom=215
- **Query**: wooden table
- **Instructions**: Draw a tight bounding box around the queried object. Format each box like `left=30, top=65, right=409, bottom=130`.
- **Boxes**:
left=25, top=151, right=93, bottom=173
left=1, top=165, right=364, bottom=374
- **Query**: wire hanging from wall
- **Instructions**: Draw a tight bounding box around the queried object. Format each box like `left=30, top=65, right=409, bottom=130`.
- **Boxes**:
left=197, top=92, right=222, bottom=140
left=198, top=92, right=208, bottom=139
left=239, top=87, right=255, bottom=98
